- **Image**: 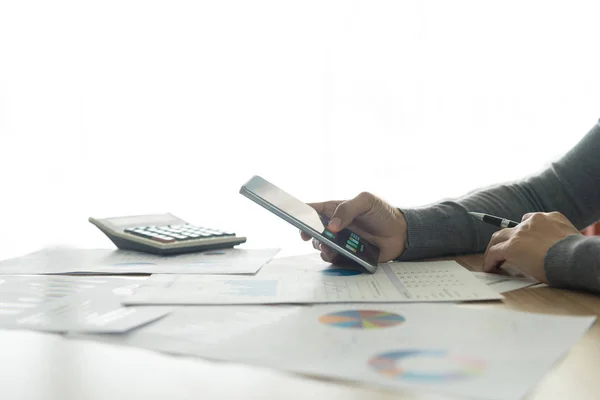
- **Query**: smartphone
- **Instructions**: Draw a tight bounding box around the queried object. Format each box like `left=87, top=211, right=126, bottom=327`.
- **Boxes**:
left=239, top=175, right=380, bottom=273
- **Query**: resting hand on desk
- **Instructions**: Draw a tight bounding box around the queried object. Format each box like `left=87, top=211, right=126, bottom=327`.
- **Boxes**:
left=299, top=192, right=407, bottom=263
left=483, top=212, right=582, bottom=283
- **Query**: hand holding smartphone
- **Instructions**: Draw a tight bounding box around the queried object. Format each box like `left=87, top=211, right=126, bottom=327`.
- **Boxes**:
left=239, top=175, right=380, bottom=273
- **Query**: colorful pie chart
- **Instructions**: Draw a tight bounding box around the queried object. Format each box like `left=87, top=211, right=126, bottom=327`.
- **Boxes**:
left=318, top=310, right=405, bottom=329
left=369, top=349, right=486, bottom=381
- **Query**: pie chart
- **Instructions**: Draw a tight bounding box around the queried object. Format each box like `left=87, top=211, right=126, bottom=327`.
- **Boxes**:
left=318, top=310, right=405, bottom=329
left=369, top=349, right=486, bottom=381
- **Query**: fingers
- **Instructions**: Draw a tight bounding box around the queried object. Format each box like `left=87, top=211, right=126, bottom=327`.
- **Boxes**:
left=547, top=211, right=569, bottom=223
left=483, top=228, right=513, bottom=261
left=307, top=201, right=342, bottom=218
left=310, top=238, right=339, bottom=263
left=521, top=213, right=535, bottom=222
left=522, top=211, right=567, bottom=223
left=483, top=241, right=510, bottom=272
left=328, top=192, right=376, bottom=232
left=300, top=231, right=311, bottom=241
left=320, top=244, right=339, bottom=262
left=311, top=238, right=321, bottom=250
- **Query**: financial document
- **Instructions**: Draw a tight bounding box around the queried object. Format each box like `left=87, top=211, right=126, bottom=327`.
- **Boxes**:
left=0, top=247, right=279, bottom=275
left=72, top=306, right=300, bottom=354
left=123, top=256, right=503, bottom=305
left=0, top=292, right=170, bottom=333
left=0, top=275, right=145, bottom=317
left=472, top=272, right=538, bottom=293
left=204, top=304, right=595, bottom=400
left=72, top=303, right=594, bottom=400
left=0, top=275, right=167, bottom=333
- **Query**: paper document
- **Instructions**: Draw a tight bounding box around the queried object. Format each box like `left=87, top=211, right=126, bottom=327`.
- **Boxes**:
left=123, top=255, right=503, bottom=305
left=0, top=275, right=145, bottom=317
left=0, top=292, right=170, bottom=333
left=72, top=303, right=594, bottom=400
left=473, top=272, right=538, bottom=293
left=0, top=247, right=279, bottom=275
left=72, top=305, right=300, bottom=355
left=203, top=304, right=595, bottom=400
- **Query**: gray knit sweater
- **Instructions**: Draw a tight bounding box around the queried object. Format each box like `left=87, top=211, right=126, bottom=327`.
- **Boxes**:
left=399, top=120, right=600, bottom=293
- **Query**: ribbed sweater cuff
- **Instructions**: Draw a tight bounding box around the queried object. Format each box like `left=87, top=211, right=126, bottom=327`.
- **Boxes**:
left=397, top=202, right=485, bottom=260
left=545, top=235, right=600, bottom=293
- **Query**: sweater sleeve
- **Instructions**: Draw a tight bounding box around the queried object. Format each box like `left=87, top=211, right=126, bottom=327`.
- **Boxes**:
left=545, top=235, right=600, bottom=293
left=397, top=119, right=600, bottom=290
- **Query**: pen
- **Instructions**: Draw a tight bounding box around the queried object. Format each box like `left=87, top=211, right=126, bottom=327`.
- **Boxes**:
left=468, top=212, right=519, bottom=229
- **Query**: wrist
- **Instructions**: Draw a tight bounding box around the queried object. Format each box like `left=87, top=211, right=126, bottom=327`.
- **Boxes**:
left=393, top=208, right=409, bottom=259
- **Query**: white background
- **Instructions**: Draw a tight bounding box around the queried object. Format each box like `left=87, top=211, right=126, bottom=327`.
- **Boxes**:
left=1, top=0, right=599, bottom=256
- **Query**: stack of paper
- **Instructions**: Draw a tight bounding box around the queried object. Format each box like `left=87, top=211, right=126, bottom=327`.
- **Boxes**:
left=0, top=275, right=144, bottom=317
left=0, top=275, right=169, bottom=333
left=0, top=249, right=592, bottom=400
left=0, top=247, right=280, bottom=275
left=123, top=257, right=503, bottom=305
left=72, top=303, right=595, bottom=400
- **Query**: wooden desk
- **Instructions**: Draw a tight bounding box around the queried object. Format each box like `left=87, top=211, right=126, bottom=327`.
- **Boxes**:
left=1, top=254, right=599, bottom=400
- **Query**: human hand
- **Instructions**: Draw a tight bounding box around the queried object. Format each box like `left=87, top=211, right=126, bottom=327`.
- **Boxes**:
left=483, top=212, right=582, bottom=282
left=299, top=192, right=407, bottom=263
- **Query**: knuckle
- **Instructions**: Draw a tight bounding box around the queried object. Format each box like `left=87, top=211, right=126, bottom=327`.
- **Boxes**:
left=505, top=237, right=521, bottom=252
left=356, top=191, right=375, bottom=202
left=335, top=200, right=352, bottom=215
left=529, top=213, right=543, bottom=223
left=488, top=243, right=502, bottom=258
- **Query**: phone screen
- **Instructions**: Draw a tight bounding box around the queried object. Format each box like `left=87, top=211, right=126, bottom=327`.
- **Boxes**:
left=320, top=217, right=380, bottom=267
left=241, top=176, right=380, bottom=269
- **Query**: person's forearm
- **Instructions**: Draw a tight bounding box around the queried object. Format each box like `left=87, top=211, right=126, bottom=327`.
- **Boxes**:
left=398, top=120, right=600, bottom=261
left=545, top=235, right=600, bottom=293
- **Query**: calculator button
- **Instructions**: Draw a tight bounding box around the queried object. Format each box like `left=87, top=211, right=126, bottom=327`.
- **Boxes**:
left=126, top=229, right=174, bottom=243
left=125, top=229, right=151, bottom=238
left=124, top=223, right=237, bottom=245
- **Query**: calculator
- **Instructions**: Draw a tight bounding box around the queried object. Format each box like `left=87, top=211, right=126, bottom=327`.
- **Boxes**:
left=89, top=213, right=246, bottom=255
